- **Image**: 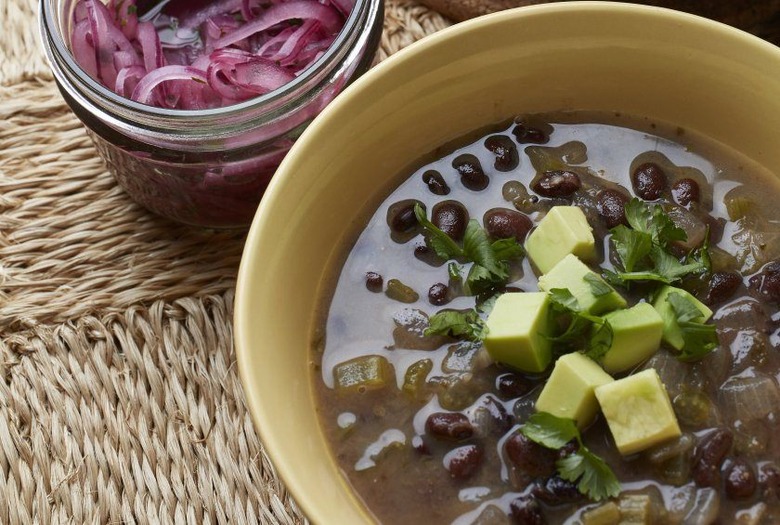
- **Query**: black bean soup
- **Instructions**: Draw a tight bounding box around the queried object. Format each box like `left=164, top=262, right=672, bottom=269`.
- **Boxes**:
left=311, top=112, right=780, bottom=524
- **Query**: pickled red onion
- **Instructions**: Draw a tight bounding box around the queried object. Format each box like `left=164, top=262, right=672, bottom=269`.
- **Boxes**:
left=69, top=0, right=351, bottom=109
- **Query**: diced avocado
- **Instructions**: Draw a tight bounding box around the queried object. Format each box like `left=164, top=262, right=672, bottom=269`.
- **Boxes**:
left=538, top=254, right=627, bottom=315
left=535, top=352, right=614, bottom=427
left=334, top=355, right=394, bottom=392
left=652, top=286, right=712, bottom=350
left=484, top=292, right=552, bottom=373
left=595, top=302, right=664, bottom=374
left=526, top=206, right=597, bottom=274
left=595, top=369, right=681, bottom=455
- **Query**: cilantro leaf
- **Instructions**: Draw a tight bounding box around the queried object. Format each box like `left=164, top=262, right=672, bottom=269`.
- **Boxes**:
left=545, top=289, right=612, bottom=358
left=548, top=288, right=581, bottom=313
left=610, top=225, right=652, bottom=273
left=584, top=273, right=613, bottom=297
left=557, top=448, right=621, bottom=501
left=492, top=237, right=526, bottom=262
left=463, top=220, right=503, bottom=276
left=414, top=204, right=524, bottom=295
left=666, top=292, right=718, bottom=361
left=609, top=199, right=709, bottom=286
left=414, top=204, right=463, bottom=260
left=586, top=320, right=613, bottom=362
left=650, top=246, right=707, bottom=282
left=666, top=292, right=705, bottom=323
left=521, top=412, right=620, bottom=501
left=520, top=412, right=578, bottom=449
left=677, top=322, right=719, bottom=362
left=624, top=198, right=686, bottom=246
left=424, top=309, right=488, bottom=342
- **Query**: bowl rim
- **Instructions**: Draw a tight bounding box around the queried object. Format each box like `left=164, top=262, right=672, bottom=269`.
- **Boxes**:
left=234, top=2, right=780, bottom=522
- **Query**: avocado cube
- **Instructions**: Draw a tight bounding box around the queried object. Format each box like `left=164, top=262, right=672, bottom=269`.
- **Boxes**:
left=484, top=292, right=552, bottom=373
left=526, top=206, right=597, bottom=274
left=595, top=302, right=664, bottom=374
left=538, top=254, right=627, bottom=315
left=652, top=286, right=712, bottom=350
left=595, top=368, right=681, bottom=455
left=535, top=352, right=614, bottom=427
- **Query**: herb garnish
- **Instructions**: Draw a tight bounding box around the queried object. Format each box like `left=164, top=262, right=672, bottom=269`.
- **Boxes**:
left=521, top=412, right=621, bottom=501
left=666, top=292, right=718, bottom=361
left=604, top=199, right=710, bottom=286
left=546, top=289, right=613, bottom=361
left=414, top=204, right=524, bottom=295
left=424, top=309, right=488, bottom=342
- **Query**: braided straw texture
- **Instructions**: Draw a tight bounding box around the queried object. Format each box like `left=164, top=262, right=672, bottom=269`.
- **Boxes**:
left=0, top=1, right=450, bottom=523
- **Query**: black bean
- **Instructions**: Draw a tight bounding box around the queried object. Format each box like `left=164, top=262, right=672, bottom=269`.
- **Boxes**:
left=387, top=199, right=425, bottom=242
left=749, top=261, right=780, bottom=302
left=413, top=243, right=444, bottom=267
left=428, top=283, right=450, bottom=306
left=365, top=272, right=383, bottom=293
left=483, top=208, right=533, bottom=242
left=631, top=162, right=667, bottom=200
left=725, top=459, right=757, bottom=500
left=533, top=475, right=582, bottom=506
left=425, top=412, right=474, bottom=441
left=453, top=154, right=489, bottom=191
left=672, top=178, right=700, bottom=207
left=485, top=135, right=520, bottom=172
left=445, top=444, right=483, bottom=480
left=505, top=433, right=557, bottom=478
left=422, top=170, right=450, bottom=196
left=596, top=189, right=629, bottom=228
left=705, top=271, right=742, bottom=306
left=473, top=395, right=514, bottom=436
left=692, top=427, right=733, bottom=487
left=531, top=170, right=581, bottom=198
left=512, top=121, right=550, bottom=144
left=509, top=495, right=546, bottom=525
left=432, top=200, right=470, bottom=241
left=496, top=373, right=533, bottom=399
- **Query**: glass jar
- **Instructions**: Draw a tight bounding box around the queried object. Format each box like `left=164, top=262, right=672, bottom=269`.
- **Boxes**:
left=39, top=0, right=384, bottom=228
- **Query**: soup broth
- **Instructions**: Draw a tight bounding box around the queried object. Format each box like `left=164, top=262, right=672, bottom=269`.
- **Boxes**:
left=312, top=113, right=780, bottom=524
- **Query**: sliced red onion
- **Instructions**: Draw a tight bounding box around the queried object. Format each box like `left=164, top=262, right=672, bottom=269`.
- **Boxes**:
left=115, top=65, right=147, bottom=97
left=131, top=65, right=208, bottom=105
left=108, top=0, right=139, bottom=39
left=210, top=1, right=342, bottom=49
left=328, top=0, right=354, bottom=17
left=70, top=0, right=347, bottom=109
left=274, top=20, right=321, bottom=66
left=70, top=19, right=99, bottom=78
left=179, top=0, right=243, bottom=29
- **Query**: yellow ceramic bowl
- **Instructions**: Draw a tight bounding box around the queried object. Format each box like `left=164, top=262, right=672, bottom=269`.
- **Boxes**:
left=235, top=3, right=780, bottom=523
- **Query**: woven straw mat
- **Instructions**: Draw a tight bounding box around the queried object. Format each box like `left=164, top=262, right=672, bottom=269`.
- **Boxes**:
left=0, top=1, right=450, bottom=523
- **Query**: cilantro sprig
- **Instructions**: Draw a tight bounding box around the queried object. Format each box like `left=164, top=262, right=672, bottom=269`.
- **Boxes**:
left=414, top=204, right=524, bottom=295
left=666, top=292, right=718, bottom=361
left=521, top=412, right=620, bottom=501
left=604, top=199, right=710, bottom=287
left=546, top=289, right=613, bottom=362
left=424, top=309, right=488, bottom=342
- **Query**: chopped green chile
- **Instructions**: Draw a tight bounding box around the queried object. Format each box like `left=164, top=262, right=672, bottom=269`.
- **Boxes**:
left=314, top=113, right=780, bottom=524
left=401, top=359, right=433, bottom=400
left=385, top=279, right=420, bottom=303
left=333, top=355, right=394, bottom=392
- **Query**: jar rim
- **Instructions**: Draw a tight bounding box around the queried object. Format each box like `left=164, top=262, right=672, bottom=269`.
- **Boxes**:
left=40, top=0, right=376, bottom=120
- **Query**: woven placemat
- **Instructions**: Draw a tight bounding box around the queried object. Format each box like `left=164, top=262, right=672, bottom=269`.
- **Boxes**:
left=0, top=1, right=449, bottom=523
